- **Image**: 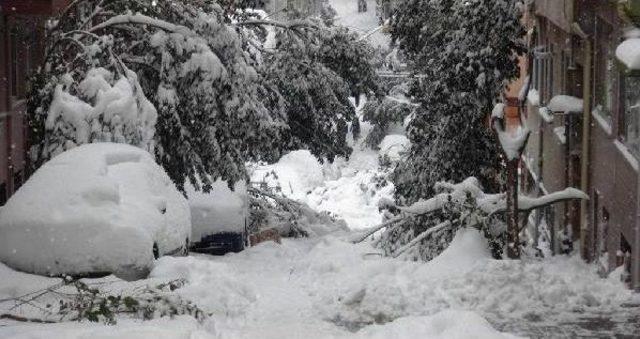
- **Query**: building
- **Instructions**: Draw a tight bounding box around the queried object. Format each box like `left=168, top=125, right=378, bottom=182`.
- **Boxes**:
left=0, top=0, right=69, bottom=205
left=521, top=0, right=640, bottom=290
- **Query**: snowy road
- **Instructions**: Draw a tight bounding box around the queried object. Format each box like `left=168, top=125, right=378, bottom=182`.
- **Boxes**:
left=2, top=229, right=638, bottom=338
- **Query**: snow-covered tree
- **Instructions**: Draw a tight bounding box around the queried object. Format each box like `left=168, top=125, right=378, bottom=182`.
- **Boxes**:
left=28, top=0, right=380, bottom=191
left=257, top=18, right=381, bottom=161
left=390, top=0, right=526, bottom=203
left=28, top=0, right=286, bottom=192
left=361, top=83, right=414, bottom=147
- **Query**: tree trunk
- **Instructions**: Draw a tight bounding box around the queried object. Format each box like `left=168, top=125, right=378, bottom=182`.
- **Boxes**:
left=507, top=158, right=520, bottom=259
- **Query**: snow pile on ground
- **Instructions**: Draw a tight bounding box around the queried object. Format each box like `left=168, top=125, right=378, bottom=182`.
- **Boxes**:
left=357, top=310, right=521, bottom=339
left=378, top=134, right=409, bottom=161
left=329, top=0, right=389, bottom=49
left=0, top=316, right=213, bottom=339
left=251, top=150, right=325, bottom=201
left=2, top=226, right=638, bottom=338
left=0, top=143, right=190, bottom=280
left=251, top=116, right=395, bottom=231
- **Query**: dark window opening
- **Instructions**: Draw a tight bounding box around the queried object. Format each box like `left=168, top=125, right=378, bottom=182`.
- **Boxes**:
left=619, top=235, right=632, bottom=287
left=0, top=183, right=6, bottom=206
left=13, top=170, right=23, bottom=192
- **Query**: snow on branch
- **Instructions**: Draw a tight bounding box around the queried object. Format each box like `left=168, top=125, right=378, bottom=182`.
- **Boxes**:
left=235, top=19, right=319, bottom=30
left=354, top=177, right=588, bottom=244
left=392, top=220, right=451, bottom=258
left=516, top=188, right=589, bottom=212
left=89, top=14, right=194, bottom=36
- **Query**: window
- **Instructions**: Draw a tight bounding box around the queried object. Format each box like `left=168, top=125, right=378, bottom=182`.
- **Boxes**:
left=532, top=21, right=552, bottom=106
left=622, top=75, right=640, bottom=158
left=593, top=17, right=614, bottom=125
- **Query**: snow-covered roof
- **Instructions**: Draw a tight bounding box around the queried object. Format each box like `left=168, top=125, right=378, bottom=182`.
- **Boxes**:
left=616, top=38, right=640, bottom=70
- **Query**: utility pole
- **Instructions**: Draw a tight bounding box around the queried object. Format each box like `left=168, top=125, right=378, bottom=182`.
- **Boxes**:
left=492, top=103, right=531, bottom=259
left=506, top=155, right=520, bottom=258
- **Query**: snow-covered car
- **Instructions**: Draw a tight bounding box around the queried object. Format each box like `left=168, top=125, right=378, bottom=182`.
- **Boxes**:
left=187, top=180, right=248, bottom=255
left=0, top=143, right=191, bottom=280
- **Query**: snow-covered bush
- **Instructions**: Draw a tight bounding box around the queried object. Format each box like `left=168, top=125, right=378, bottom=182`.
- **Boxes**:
left=390, top=0, right=526, bottom=203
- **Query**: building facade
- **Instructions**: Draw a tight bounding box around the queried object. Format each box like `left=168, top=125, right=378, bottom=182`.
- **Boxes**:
left=0, top=0, right=69, bottom=205
left=522, top=0, right=640, bottom=290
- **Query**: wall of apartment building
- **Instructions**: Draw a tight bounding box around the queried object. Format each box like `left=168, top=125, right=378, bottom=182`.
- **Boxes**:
left=577, top=1, right=639, bottom=287
left=0, top=0, right=68, bottom=204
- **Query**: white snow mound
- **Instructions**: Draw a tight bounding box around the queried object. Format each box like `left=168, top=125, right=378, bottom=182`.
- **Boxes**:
left=358, top=310, right=522, bottom=339
left=0, top=143, right=190, bottom=280
left=378, top=134, right=409, bottom=161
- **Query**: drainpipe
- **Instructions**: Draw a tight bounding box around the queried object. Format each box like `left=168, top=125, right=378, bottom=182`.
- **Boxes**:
left=571, top=22, right=592, bottom=262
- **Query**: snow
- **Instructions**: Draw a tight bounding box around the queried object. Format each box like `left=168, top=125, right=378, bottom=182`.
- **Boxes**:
left=251, top=111, right=394, bottom=231
left=614, top=139, right=640, bottom=172
left=46, top=67, right=158, bottom=157
left=378, top=134, right=409, bottom=161
left=187, top=180, right=247, bottom=240
left=491, top=102, right=505, bottom=120
left=0, top=316, right=214, bottom=339
left=592, top=109, right=613, bottom=135
left=517, top=188, right=588, bottom=211
left=616, top=38, right=640, bottom=70
left=358, top=310, right=521, bottom=339
left=0, top=143, right=190, bottom=280
left=251, top=150, right=325, bottom=201
left=537, top=106, right=554, bottom=123
left=527, top=88, right=540, bottom=107
left=383, top=177, right=587, bottom=217
left=547, top=95, right=584, bottom=113
left=2, top=225, right=637, bottom=338
left=493, top=103, right=529, bottom=160
left=498, top=126, right=529, bottom=160
left=329, top=0, right=390, bottom=49
left=553, top=126, right=566, bottom=144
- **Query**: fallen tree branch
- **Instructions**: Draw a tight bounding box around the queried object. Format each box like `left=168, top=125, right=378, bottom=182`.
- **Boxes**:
left=351, top=216, right=408, bottom=244
left=0, top=313, right=57, bottom=324
left=235, top=19, right=318, bottom=30
left=392, top=220, right=452, bottom=258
